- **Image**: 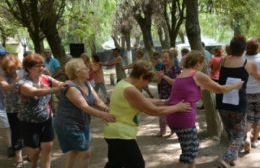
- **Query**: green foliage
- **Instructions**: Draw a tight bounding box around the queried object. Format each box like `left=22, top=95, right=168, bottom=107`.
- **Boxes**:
left=60, top=0, right=116, bottom=53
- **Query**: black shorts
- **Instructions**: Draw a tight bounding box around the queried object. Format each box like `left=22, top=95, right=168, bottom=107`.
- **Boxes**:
left=20, top=118, right=54, bottom=148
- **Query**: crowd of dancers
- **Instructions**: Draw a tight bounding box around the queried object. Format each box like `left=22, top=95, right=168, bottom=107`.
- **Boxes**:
left=0, top=35, right=260, bottom=168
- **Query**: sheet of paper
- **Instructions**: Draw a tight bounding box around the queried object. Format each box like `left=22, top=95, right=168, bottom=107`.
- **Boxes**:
left=222, top=77, right=241, bottom=105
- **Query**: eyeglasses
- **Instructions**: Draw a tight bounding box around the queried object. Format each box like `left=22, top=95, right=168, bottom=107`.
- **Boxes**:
left=33, top=64, right=45, bottom=68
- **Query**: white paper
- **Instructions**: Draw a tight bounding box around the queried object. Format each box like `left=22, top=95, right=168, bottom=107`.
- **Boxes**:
left=222, top=77, right=241, bottom=105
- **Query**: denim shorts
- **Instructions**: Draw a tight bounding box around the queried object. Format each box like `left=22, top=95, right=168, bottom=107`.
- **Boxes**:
left=54, top=122, right=91, bottom=153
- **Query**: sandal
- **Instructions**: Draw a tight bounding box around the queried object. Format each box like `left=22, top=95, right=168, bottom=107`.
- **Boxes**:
left=15, top=161, right=23, bottom=168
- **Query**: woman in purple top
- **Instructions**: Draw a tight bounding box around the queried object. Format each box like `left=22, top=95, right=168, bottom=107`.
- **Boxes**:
left=167, top=51, right=243, bottom=168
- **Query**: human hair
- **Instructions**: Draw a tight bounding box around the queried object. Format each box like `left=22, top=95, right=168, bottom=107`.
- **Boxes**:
left=229, top=35, right=246, bottom=56
left=1, top=55, right=22, bottom=74
left=23, top=51, right=32, bottom=58
left=112, top=48, right=120, bottom=53
left=23, top=54, right=44, bottom=72
left=80, top=53, right=91, bottom=64
left=169, top=48, right=178, bottom=58
left=213, top=47, right=223, bottom=57
left=92, top=54, right=100, bottom=62
left=162, top=49, right=174, bottom=60
left=130, top=61, right=154, bottom=81
left=181, top=48, right=190, bottom=56
left=136, top=49, right=144, bottom=59
left=65, top=58, right=86, bottom=80
left=246, top=38, right=259, bottom=55
left=225, top=45, right=231, bottom=55
left=152, top=52, right=160, bottom=60
left=182, top=50, right=205, bottom=69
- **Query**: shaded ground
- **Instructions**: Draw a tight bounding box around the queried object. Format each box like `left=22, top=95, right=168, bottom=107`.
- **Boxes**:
left=0, top=72, right=260, bottom=167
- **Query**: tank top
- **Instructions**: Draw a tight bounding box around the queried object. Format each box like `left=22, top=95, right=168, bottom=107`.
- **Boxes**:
left=245, top=53, right=260, bottom=94
left=104, top=80, right=140, bottom=139
left=166, top=71, right=201, bottom=129
left=216, top=59, right=248, bottom=113
left=55, top=81, right=95, bottom=130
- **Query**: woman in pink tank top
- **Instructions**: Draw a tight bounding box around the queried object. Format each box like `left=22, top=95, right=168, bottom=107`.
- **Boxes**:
left=167, top=51, right=243, bottom=168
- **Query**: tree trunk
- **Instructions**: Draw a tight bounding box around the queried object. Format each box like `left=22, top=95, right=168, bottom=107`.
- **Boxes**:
left=43, top=27, right=66, bottom=65
left=139, top=22, right=154, bottom=53
left=233, top=15, right=241, bottom=36
left=185, top=0, right=223, bottom=138
left=29, top=31, right=44, bottom=54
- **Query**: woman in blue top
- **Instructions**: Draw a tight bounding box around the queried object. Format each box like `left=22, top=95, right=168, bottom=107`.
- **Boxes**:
left=54, top=58, right=115, bottom=168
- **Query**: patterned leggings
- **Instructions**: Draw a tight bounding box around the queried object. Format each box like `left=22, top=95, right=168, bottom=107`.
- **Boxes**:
left=173, top=127, right=199, bottom=163
left=219, top=110, right=246, bottom=162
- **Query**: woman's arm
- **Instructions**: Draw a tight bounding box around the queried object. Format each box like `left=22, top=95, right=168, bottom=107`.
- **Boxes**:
left=65, top=87, right=115, bottom=122
left=89, top=83, right=109, bottom=112
left=20, top=83, right=64, bottom=97
left=194, top=71, right=243, bottom=93
left=124, top=87, right=191, bottom=116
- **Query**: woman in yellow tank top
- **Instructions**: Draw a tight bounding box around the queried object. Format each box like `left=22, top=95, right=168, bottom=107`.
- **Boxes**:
left=104, top=61, right=191, bottom=168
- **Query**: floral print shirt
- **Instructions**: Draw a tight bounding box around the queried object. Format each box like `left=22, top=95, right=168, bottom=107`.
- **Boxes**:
left=18, top=75, right=51, bottom=123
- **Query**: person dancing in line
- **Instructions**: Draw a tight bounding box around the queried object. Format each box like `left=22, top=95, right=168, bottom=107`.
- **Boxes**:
left=216, top=36, right=260, bottom=167
left=156, top=49, right=180, bottom=137
left=166, top=51, right=243, bottom=168
left=124, top=49, right=154, bottom=98
left=18, top=54, right=66, bottom=168
left=0, top=55, right=24, bottom=168
left=104, top=61, right=191, bottom=168
left=92, top=54, right=110, bottom=104
left=54, top=58, right=115, bottom=168
left=0, top=50, right=13, bottom=158
left=244, top=38, right=260, bottom=151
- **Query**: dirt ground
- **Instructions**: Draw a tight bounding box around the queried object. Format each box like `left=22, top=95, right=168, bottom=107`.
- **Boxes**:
left=0, top=79, right=260, bottom=168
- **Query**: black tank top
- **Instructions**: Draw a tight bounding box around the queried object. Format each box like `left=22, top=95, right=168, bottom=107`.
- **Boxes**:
left=216, top=59, right=248, bottom=113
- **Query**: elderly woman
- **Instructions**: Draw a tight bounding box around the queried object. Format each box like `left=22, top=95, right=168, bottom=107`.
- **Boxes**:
left=18, top=54, right=65, bottom=168
left=166, top=51, right=243, bottom=168
left=104, top=61, right=191, bottom=168
left=0, top=55, right=23, bottom=167
left=54, top=58, right=115, bottom=168
left=216, top=36, right=260, bottom=167
left=156, top=50, right=180, bottom=137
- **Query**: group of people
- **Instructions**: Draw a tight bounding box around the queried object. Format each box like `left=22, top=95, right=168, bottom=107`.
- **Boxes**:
left=0, top=35, right=259, bottom=168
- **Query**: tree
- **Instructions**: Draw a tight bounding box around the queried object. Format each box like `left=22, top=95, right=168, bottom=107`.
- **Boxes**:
left=185, top=0, right=223, bottom=138
left=3, top=0, right=45, bottom=53
left=3, top=0, right=66, bottom=62
left=199, top=0, right=258, bottom=37
left=130, top=0, right=158, bottom=53
left=39, top=0, right=66, bottom=63
left=159, top=0, right=186, bottom=47
left=0, top=16, right=18, bottom=47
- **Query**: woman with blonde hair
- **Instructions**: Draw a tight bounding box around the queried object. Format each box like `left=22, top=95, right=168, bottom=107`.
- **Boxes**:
left=54, top=58, right=115, bottom=168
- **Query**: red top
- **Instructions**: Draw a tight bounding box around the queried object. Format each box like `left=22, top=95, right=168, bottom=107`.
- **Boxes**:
left=210, top=57, right=222, bottom=80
